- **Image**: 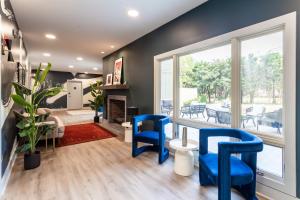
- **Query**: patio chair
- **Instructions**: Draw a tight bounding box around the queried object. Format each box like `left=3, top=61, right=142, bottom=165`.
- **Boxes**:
left=206, top=108, right=217, bottom=123
left=181, top=105, right=192, bottom=118
left=257, top=108, right=282, bottom=134
left=199, top=128, right=263, bottom=200
left=190, top=104, right=206, bottom=119
left=161, top=100, right=173, bottom=115
left=245, top=106, right=266, bottom=127
left=216, top=111, right=231, bottom=125
left=132, top=114, right=170, bottom=164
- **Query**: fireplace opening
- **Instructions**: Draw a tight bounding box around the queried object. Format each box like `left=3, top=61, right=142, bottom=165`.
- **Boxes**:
left=107, top=95, right=126, bottom=124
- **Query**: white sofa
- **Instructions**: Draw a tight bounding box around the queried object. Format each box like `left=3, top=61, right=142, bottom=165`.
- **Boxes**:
left=37, top=108, right=65, bottom=139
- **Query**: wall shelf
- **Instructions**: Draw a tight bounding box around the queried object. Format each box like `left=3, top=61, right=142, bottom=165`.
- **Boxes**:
left=100, top=84, right=129, bottom=90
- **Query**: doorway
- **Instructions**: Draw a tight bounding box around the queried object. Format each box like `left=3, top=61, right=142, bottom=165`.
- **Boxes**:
left=67, top=80, right=82, bottom=110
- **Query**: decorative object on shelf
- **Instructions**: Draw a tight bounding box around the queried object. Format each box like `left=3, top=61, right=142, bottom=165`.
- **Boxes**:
left=89, top=81, right=104, bottom=123
left=182, top=127, right=188, bottom=147
left=105, top=73, right=112, bottom=85
left=113, top=57, right=123, bottom=85
left=11, top=63, right=62, bottom=170
left=1, top=35, right=14, bottom=62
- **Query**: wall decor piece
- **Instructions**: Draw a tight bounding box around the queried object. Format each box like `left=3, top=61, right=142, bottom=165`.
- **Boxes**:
left=113, top=57, right=123, bottom=85
left=106, top=74, right=112, bottom=85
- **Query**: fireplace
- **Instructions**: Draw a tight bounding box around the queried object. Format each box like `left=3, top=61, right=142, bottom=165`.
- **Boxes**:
left=107, top=95, right=126, bottom=124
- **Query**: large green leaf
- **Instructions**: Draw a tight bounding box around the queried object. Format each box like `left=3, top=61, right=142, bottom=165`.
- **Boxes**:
left=12, top=82, right=31, bottom=97
left=11, top=94, right=31, bottom=108
left=18, top=128, right=31, bottom=137
left=39, top=63, right=51, bottom=84
left=16, top=119, right=30, bottom=129
left=16, top=143, right=31, bottom=153
left=34, top=64, right=42, bottom=86
left=33, top=87, right=62, bottom=106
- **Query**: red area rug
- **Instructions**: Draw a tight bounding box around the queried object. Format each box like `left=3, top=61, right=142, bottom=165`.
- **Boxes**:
left=57, top=123, right=116, bottom=147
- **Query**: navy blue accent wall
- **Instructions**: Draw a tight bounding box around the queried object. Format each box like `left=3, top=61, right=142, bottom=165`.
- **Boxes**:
left=103, top=0, right=300, bottom=196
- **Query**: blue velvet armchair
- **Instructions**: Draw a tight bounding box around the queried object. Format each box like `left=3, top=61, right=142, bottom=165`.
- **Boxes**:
left=199, top=128, right=263, bottom=200
left=132, top=114, right=170, bottom=164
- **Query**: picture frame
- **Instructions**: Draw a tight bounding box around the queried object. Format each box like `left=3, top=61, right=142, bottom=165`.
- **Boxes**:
left=113, top=57, right=123, bottom=85
left=106, top=74, right=113, bottom=85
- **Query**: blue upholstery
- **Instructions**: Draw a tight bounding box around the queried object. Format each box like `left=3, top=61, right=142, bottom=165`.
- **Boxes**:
left=199, top=153, right=253, bottom=186
left=199, top=128, right=263, bottom=200
left=134, top=130, right=159, bottom=145
left=132, top=114, right=170, bottom=164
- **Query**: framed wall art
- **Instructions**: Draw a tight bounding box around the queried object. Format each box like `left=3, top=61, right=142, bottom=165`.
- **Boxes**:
left=113, top=57, right=123, bottom=85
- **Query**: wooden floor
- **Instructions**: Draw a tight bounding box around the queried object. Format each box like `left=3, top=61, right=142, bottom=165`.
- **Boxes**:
left=3, top=137, right=245, bottom=200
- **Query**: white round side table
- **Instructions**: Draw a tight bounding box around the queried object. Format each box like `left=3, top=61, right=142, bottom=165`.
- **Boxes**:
left=169, top=139, right=198, bottom=176
left=121, top=122, right=142, bottom=143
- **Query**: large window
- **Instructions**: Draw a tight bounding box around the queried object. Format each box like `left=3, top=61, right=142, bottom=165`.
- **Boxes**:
left=240, top=31, right=283, bottom=136
left=154, top=13, right=296, bottom=197
left=179, top=44, right=231, bottom=126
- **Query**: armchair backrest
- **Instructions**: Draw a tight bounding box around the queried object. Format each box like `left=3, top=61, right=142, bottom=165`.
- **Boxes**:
left=133, top=114, right=170, bottom=132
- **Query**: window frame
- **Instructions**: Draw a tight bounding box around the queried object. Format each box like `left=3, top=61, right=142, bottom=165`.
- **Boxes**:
left=154, top=12, right=296, bottom=197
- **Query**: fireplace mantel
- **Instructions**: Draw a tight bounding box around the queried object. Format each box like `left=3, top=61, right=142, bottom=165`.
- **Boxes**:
left=100, top=84, right=129, bottom=90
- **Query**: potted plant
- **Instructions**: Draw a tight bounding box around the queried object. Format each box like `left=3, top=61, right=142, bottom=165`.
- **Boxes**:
left=89, top=81, right=104, bottom=123
left=11, top=63, right=62, bottom=170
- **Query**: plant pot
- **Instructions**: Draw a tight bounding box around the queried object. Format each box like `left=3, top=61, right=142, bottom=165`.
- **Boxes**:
left=24, top=151, right=40, bottom=170
left=94, top=116, right=100, bottom=123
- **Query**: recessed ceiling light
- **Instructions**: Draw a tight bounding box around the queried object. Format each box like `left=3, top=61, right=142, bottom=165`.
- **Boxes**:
left=101, top=51, right=105, bottom=54
left=84, top=72, right=88, bottom=74
left=110, top=45, right=115, bottom=49
left=68, top=65, right=74, bottom=68
left=43, top=53, right=51, bottom=57
left=76, top=57, right=83, bottom=61
left=45, top=34, right=56, bottom=40
left=128, top=9, right=139, bottom=17
left=93, top=67, right=98, bottom=71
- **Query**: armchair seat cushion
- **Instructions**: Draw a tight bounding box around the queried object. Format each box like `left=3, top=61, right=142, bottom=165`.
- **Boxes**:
left=134, top=130, right=159, bottom=145
left=199, top=153, right=253, bottom=186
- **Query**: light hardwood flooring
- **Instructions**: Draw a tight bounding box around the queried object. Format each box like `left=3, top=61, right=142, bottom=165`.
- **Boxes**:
left=3, top=137, right=246, bottom=200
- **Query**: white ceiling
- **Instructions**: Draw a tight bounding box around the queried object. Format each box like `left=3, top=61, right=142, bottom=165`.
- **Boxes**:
left=11, top=0, right=207, bottom=74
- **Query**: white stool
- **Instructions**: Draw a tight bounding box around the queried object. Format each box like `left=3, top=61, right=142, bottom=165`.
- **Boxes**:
left=169, top=139, right=198, bottom=176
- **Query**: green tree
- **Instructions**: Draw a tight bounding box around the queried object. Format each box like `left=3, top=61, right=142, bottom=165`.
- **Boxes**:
left=260, top=52, right=283, bottom=103
left=241, top=54, right=261, bottom=104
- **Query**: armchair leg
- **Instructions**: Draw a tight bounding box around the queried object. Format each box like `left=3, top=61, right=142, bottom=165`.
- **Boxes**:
left=159, top=147, right=169, bottom=164
left=199, top=167, right=213, bottom=186
left=218, top=179, right=231, bottom=200
left=235, top=182, right=258, bottom=200
left=132, top=140, right=138, bottom=157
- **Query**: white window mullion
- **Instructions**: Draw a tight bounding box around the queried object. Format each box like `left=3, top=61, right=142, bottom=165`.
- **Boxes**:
left=231, top=38, right=241, bottom=129
left=173, top=55, right=179, bottom=138
left=153, top=58, right=161, bottom=114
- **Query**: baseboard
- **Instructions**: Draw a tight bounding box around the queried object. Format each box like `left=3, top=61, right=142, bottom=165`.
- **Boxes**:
left=256, top=182, right=299, bottom=200
left=0, top=139, right=18, bottom=197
